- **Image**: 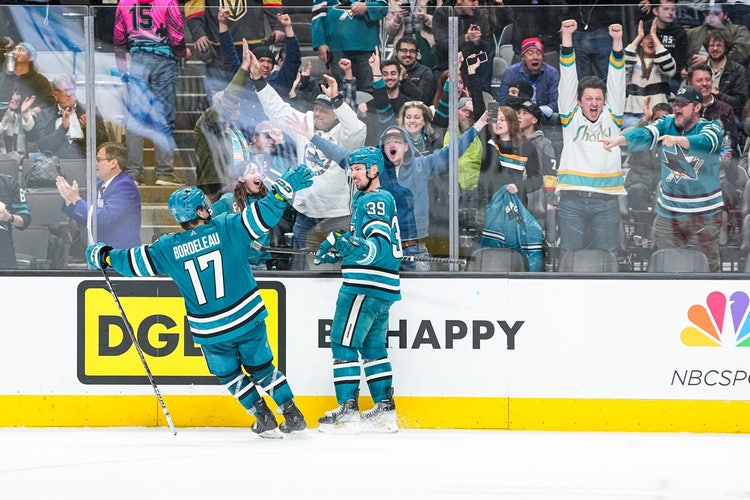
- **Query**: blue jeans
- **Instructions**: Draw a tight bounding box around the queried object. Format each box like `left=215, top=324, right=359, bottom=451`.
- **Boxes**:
left=558, top=191, right=622, bottom=253
left=572, top=29, right=612, bottom=80
left=125, top=51, right=177, bottom=177
left=653, top=213, right=722, bottom=272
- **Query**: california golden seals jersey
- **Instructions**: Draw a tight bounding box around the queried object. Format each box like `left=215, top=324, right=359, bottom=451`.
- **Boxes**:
left=557, top=47, right=627, bottom=195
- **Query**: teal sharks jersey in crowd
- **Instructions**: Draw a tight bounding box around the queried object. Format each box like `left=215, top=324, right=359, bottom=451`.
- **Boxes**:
left=622, top=115, right=724, bottom=218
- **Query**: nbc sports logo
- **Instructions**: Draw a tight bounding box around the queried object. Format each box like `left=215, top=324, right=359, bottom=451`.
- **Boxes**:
left=681, top=291, right=750, bottom=347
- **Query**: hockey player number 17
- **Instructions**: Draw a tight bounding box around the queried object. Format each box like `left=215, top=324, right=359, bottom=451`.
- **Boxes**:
left=183, top=249, right=225, bottom=305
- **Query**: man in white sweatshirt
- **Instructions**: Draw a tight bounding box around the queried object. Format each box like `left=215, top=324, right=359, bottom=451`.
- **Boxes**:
left=248, top=49, right=367, bottom=268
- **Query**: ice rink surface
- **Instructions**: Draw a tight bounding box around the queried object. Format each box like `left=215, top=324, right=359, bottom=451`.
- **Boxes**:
left=1, top=427, right=748, bottom=499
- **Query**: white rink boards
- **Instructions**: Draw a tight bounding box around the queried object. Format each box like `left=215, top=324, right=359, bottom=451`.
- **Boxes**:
left=1, top=274, right=749, bottom=432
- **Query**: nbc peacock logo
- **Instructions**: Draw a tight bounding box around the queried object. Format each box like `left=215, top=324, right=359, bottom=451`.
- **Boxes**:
left=681, top=291, right=750, bottom=347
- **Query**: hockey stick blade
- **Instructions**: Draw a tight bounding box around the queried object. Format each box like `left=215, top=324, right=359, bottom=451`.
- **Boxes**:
left=101, top=269, right=178, bottom=436
left=251, top=242, right=467, bottom=266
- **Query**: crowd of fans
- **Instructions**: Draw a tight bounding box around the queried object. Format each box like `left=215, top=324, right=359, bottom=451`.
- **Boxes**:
left=1, top=0, right=750, bottom=272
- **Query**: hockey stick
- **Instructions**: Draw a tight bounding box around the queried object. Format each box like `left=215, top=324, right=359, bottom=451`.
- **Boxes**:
left=251, top=242, right=467, bottom=266
left=100, top=268, right=178, bottom=436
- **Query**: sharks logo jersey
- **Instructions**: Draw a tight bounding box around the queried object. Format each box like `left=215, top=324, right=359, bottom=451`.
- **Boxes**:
left=623, top=115, right=724, bottom=218
left=303, top=141, right=333, bottom=176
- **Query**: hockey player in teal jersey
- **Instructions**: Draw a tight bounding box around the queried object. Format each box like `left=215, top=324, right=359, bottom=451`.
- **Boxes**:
left=315, top=146, right=403, bottom=433
left=85, top=164, right=314, bottom=438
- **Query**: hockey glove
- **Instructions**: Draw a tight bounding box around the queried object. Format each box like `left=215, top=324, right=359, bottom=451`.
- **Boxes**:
left=314, top=231, right=343, bottom=265
left=336, top=234, right=376, bottom=265
left=86, top=243, right=113, bottom=270
left=272, top=164, right=314, bottom=202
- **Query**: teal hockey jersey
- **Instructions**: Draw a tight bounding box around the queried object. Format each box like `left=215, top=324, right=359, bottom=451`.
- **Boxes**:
left=622, top=115, right=724, bottom=218
left=106, top=193, right=287, bottom=345
left=340, top=187, right=402, bottom=302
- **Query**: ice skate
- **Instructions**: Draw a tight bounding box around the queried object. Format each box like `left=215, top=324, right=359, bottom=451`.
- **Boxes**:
left=278, top=399, right=307, bottom=434
left=251, top=398, right=282, bottom=439
left=318, top=392, right=361, bottom=433
left=361, top=389, right=398, bottom=433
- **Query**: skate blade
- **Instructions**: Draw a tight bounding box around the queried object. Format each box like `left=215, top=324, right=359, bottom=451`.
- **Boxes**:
left=361, top=415, right=399, bottom=434
left=280, top=429, right=312, bottom=439
left=279, top=423, right=308, bottom=435
left=318, top=420, right=362, bottom=434
left=257, top=428, right=284, bottom=439
left=362, top=422, right=399, bottom=434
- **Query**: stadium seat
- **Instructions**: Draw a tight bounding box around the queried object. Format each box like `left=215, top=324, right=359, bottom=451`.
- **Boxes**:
left=24, top=188, right=70, bottom=227
left=557, top=249, right=619, bottom=273
left=21, top=157, right=89, bottom=189
left=59, top=159, right=88, bottom=188
left=15, top=226, right=50, bottom=269
left=467, top=247, right=528, bottom=272
left=491, top=57, right=507, bottom=90
left=647, top=248, right=710, bottom=273
left=742, top=214, right=750, bottom=254
left=0, top=152, right=22, bottom=184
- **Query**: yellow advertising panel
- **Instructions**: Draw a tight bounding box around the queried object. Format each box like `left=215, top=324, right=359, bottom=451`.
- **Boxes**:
left=77, top=280, right=286, bottom=384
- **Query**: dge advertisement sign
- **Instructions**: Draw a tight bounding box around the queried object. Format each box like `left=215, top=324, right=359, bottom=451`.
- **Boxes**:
left=76, top=280, right=286, bottom=385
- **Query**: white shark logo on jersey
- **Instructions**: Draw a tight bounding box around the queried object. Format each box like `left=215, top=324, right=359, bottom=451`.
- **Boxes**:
left=663, top=146, right=704, bottom=184
left=304, top=143, right=333, bottom=176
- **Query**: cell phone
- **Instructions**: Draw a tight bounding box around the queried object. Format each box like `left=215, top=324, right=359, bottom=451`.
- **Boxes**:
left=467, top=52, right=488, bottom=65
left=488, top=101, right=499, bottom=122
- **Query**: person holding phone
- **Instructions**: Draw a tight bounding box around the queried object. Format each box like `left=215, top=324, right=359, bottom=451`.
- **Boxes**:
left=432, top=0, right=494, bottom=92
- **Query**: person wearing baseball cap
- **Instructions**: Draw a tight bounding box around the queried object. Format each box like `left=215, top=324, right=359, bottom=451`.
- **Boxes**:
left=512, top=100, right=543, bottom=129
left=496, top=36, right=559, bottom=119
left=601, top=84, right=724, bottom=272
left=667, top=85, right=702, bottom=106
left=514, top=100, right=559, bottom=214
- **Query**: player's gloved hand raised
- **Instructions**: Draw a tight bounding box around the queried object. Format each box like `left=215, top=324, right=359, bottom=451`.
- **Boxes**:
left=272, top=164, right=314, bottom=202
left=336, top=233, right=376, bottom=265
left=314, top=231, right=342, bottom=265
left=86, top=243, right=113, bottom=270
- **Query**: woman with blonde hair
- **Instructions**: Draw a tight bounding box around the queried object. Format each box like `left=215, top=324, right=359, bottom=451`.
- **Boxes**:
left=398, top=100, right=442, bottom=156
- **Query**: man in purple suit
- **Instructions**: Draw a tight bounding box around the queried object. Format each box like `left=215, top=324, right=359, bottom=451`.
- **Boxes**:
left=55, top=141, right=142, bottom=248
